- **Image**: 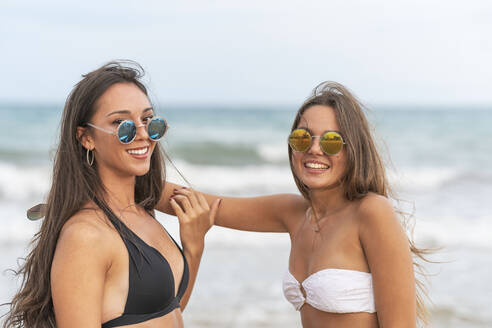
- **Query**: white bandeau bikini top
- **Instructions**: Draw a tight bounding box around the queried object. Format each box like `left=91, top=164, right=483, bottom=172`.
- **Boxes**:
left=282, top=268, right=376, bottom=313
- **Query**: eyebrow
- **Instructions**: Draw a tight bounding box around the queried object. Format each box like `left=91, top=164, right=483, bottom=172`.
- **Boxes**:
left=106, top=107, right=153, bottom=117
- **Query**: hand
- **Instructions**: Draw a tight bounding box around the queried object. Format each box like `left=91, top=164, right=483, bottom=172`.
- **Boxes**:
left=170, top=188, right=221, bottom=256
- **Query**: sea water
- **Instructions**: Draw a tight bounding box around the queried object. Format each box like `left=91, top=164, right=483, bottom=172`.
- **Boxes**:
left=0, top=103, right=491, bottom=327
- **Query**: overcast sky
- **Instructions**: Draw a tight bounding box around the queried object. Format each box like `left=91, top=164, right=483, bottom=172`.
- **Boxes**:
left=1, top=0, right=491, bottom=107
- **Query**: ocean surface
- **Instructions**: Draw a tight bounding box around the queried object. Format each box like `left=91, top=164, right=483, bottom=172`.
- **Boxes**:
left=0, top=103, right=491, bottom=327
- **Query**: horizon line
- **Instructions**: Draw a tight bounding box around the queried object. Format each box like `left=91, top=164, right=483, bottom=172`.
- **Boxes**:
left=0, top=100, right=491, bottom=111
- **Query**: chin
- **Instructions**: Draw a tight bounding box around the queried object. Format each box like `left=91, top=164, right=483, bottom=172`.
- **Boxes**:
left=122, top=162, right=151, bottom=177
left=303, top=181, right=331, bottom=190
left=134, top=166, right=152, bottom=177
left=300, top=175, right=343, bottom=190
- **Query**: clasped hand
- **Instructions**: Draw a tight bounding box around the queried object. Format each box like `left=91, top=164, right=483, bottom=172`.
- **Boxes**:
left=170, top=187, right=221, bottom=256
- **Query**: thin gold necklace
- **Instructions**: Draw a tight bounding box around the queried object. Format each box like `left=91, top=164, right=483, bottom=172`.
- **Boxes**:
left=308, top=207, right=322, bottom=233
left=308, top=201, right=349, bottom=232
left=306, top=207, right=322, bottom=254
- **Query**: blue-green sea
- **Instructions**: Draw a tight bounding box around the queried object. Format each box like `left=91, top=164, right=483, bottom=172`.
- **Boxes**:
left=1, top=103, right=491, bottom=327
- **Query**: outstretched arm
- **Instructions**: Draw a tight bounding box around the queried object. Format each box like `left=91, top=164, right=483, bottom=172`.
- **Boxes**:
left=157, top=182, right=307, bottom=233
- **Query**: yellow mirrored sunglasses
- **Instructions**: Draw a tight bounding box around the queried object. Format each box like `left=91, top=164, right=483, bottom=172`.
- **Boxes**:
left=288, top=128, right=345, bottom=155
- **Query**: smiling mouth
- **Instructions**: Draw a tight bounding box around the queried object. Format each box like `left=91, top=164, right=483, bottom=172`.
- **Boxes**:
left=127, top=147, right=149, bottom=156
left=304, top=162, right=330, bottom=170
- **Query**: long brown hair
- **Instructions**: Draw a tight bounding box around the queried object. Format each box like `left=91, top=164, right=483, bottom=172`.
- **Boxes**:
left=288, top=81, right=431, bottom=326
left=2, top=60, right=165, bottom=328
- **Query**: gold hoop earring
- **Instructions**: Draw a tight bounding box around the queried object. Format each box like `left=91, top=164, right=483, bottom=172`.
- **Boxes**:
left=86, top=148, right=94, bottom=166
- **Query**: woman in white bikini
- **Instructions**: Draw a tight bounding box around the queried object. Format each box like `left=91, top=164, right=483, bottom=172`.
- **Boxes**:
left=161, top=82, right=429, bottom=327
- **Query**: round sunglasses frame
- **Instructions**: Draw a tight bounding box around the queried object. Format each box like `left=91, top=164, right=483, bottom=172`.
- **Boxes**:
left=288, top=128, right=346, bottom=155
left=86, top=116, right=169, bottom=144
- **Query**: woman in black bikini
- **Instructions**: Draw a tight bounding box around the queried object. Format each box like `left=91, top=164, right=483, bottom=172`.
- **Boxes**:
left=2, top=61, right=219, bottom=328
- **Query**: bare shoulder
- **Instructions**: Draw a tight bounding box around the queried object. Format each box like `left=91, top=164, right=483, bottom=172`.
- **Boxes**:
left=273, top=193, right=308, bottom=232
left=356, top=193, right=402, bottom=236
left=273, top=193, right=307, bottom=211
left=55, top=208, right=114, bottom=266
left=60, top=208, right=110, bottom=240
left=357, top=193, right=395, bottom=217
left=355, top=193, right=409, bottom=255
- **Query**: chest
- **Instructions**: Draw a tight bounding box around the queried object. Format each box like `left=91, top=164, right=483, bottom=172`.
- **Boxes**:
left=288, top=214, right=367, bottom=278
left=105, top=217, right=185, bottom=311
left=126, top=216, right=184, bottom=279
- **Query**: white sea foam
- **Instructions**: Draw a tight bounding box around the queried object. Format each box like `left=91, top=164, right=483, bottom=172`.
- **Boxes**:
left=257, top=143, right=288, bottom=163
left=0, top=202, right=41, bottom=244
left=0, top=162, right=50, bottom=202
left=415, top=213, right=492, bottom=249
left=165, top=160, right=298, bottom=195
left=388, top=166, right=460, bottom=192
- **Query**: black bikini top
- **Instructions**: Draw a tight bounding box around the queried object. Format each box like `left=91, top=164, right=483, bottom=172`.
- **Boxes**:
left=99, top=203, right=189, bottom=328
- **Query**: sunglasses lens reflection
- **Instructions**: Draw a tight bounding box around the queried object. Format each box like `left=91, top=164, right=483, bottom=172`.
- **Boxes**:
left=118, top=121, right=137, bottom=144
left=148, top=118, right=167, bottom=141
left=289, top=129, right=311, bottom=152
left=320, top=132, right=343, bottom=155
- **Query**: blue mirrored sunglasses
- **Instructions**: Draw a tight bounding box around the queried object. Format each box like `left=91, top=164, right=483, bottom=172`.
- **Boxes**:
left=86, top=117, right=168, bottom=144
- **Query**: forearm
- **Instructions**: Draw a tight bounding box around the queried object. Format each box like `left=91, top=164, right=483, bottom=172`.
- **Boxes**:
left=179, top=246, right=204, bottom=311
left=157, top=182, right=181, bottom=215
left=162, top=183, right=293, bottom=233
left=158, top=182, right=222, bottom=220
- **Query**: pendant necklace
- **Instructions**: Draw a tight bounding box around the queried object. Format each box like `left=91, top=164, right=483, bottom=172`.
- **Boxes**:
left=307, top=207, right=323, bottom=252
left=308, top=206, right=322, bottom=233
left=291, top=207, right=323, bottom=280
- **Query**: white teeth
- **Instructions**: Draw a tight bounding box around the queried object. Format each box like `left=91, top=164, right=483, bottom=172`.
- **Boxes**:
left=305, top=162, right=329, bottom=169
left=127, top=147, right=148, bottom=155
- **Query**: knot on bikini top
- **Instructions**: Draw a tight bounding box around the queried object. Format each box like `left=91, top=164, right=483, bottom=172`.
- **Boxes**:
left=282, top=268, right=376, bottom=313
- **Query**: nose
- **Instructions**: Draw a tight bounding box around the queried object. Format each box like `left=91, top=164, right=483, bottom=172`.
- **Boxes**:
left=134, top=123, right=149, bottom=140
left=307, top=136, right=324, bottom=155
